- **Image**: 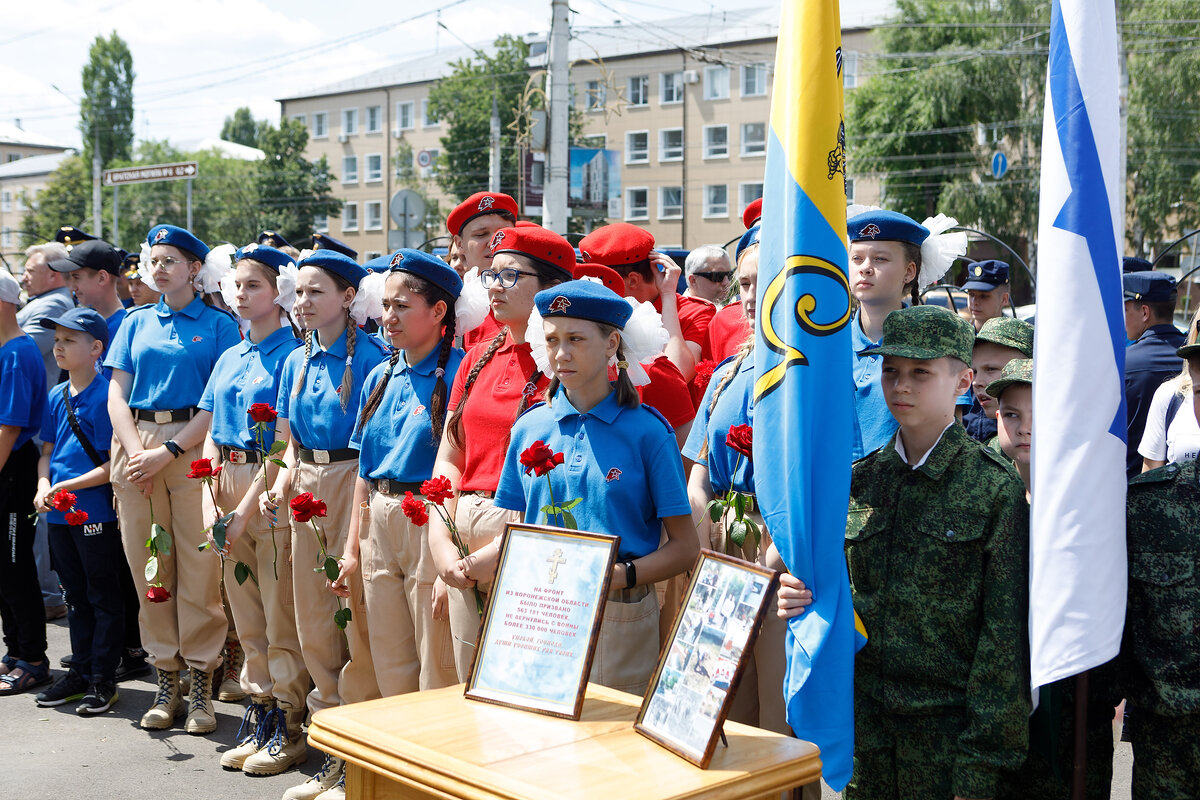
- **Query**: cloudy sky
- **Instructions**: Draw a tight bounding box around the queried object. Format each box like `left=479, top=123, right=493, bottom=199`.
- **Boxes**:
left=1, top=0, right=894, bottom=150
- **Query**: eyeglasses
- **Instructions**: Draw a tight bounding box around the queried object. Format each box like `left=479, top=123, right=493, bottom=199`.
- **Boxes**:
left=480, top=268, right=539, bottom=289
left=693, top=270, right=733, bottom=283
left=149, top=257, right=186, bottom=270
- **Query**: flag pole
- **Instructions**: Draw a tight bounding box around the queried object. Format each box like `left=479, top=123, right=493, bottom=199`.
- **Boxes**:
left=1071, top=670, right=1089, bottom=800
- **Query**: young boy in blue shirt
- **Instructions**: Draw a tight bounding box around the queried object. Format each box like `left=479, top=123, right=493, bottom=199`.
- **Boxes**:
left=32, top=308, right=124, bottom=714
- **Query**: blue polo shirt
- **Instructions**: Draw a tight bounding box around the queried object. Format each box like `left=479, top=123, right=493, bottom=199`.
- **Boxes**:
left=495, top=389, right=691, bottom=559
left=851, top=309, right=898, bottom=460
left=277, top=327, right=388, bottom=451
left=351, top=345, right=466, bottom=481
left=200, top=326, right=301, bottom=450
left=0, top=334, right=48, bottom=452
left=103, top=294, right=241, bottom=410
left=682, top=355, right=754, bottom=495
left=40, top=376, right=117, bottom=525
left=104, top=308, right=126, bottom=343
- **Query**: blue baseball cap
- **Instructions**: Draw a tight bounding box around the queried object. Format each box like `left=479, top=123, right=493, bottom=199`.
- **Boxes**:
left=235, top=243, right=295, bottom=273
left=311, top=232, right=358, bottom=260
left=962, top=259, right=1010, bottom=292
left=1123, top=271, right=1176, bottom=303
left=298, top=250, right=367, bottom=289
left=40, top=307, right=109, bottom=350
left=848, top=210, right=929, bottom=246
left=147, top=224, right=210, bottom=261
left=386, top=249, right=462, bottom=298
left=535, top=279, right=633, bottom=330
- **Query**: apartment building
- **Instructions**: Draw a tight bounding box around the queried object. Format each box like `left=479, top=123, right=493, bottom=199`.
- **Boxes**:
left=279, top=8, right=880, bottom=257
left=0, top=122, right=74, bottom=259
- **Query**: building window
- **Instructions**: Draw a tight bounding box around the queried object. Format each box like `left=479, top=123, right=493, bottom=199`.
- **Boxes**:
left=314, top=213, right=328, bottom=233
left=585, top=80, right=606, bottom=111
left=704, top=184, right=729, bottom=218
left=291, top=113, right=307, bottom=128
left=628, top=75, right=648, bottom=106
left=660, top=72, right=683, bottom=104
left=342, top=108, right=358, bottom=136
left=703, top=125, right=729, bottom=159
left=342, top=203, right=358, bottom=233
left=659, top=128, right=683, bottom=162
left=342, top=155, right=358, bottom=183
left=365, top=153, right=383, bottom=182
left=739, top=182, right=764, bottom=212
left=845, top=177, right=856, bottom=204
left=741, top=122, right=766, bottom=156
left=313, top=112, right=328, bottom=139
left=363, top=251, right=383, bottom=262
left=704, top=66, right=730, bottom=100
left=421, top=99, right=439, bottom=127
left=396, top=101, right=414, bottom=131
left=5, top=154, right=18, bottom=163
left=365, top=201, right=383, bottom=231
left=625, top=131, right=649, bottom=164
left=366, top=105, right=382, bottom=134
left=625, top=187, right=649, bottom=220
left=0, top=227, right=11, bottom=249
left=742, top=63, right=768, bottom=97
left=844, top=52, right=859, bottom=89
left=0, top=191, right=10, bottom=213
left=658, top=187, right=683, bottom=220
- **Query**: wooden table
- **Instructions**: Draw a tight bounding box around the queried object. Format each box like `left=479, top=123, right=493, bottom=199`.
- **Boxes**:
left=308, top=683, right=821, bottom=800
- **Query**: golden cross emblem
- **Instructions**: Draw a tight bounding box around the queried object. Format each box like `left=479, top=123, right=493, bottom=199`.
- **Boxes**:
left=546, top=548, right=566, bottom=584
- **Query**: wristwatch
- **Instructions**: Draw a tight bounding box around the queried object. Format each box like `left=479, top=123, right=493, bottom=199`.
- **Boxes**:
left=163, top=440, right=184, bottom=458
left=622, top=559, right=637, bottom=590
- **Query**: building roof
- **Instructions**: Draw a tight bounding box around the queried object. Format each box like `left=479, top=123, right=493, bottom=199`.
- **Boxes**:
left=0, top=149, right=76, bottom=180
left=176, top=138, right=265, bottom=161
left=0, top=121, right=70, bottom=150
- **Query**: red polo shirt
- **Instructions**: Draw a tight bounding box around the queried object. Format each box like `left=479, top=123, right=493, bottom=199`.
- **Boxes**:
left=653, top=292, right=715, bottom=361
left=707, top=303, right=751, bottom=363
left=608, top=355, right=695, bottom=430
left=461, top=309, right=504, bottom=351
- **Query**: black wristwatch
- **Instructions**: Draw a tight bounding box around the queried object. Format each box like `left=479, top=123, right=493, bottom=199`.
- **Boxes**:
left=622, top=559, right=637, bottom=589
left=163, top=440, right=184, bottom=458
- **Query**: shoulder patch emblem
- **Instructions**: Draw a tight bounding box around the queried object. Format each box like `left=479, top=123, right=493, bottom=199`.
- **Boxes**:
left=192, top=335, right=203, bottom=343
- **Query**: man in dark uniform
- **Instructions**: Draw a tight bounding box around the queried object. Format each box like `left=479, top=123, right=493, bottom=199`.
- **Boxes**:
left=962, top=259, right=1011, bottom=332
left=1123, top=270, right=1185, bottom=477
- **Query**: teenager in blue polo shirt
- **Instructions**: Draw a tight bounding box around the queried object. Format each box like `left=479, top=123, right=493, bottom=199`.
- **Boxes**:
left=198, top=244, right=308, bottom=777
left=263, top=249, right=386, bottom=800
left=32, top=309, right=122, bottom=713
left=0, top=269, right=50, bottom=695
left=332, top=250, right=464, bottom=700
left=105, top=224, right=240, bottom=735
left=485, top=280, right=699, bottom=696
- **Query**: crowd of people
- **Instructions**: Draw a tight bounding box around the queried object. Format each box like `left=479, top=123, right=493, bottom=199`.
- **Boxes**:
left=0, top=189, right=1196, bottom=800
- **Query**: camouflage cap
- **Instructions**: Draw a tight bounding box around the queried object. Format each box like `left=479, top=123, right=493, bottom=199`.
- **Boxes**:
left=986, top=358, right=1033, bottom=400
left=1178, top=343, right=1200, bottom=360
left=860, top=305, right=975, bottom=364
left=975, top=316, right=1034, bottom=357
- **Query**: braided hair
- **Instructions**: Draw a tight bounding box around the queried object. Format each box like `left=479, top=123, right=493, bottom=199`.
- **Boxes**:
left=340, top=308, right=357, bottom=411
left=901, top=242, right=923, bottom=307
left=292, top=268, right=357, bottom=406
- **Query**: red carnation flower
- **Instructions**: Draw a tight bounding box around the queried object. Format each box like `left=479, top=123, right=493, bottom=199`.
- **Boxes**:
left=65, top=510, right=89, bottom=526
left=520, top=440, right=564, bottom=477
left=400, top=492, right=429, bottom=527
left=694, top=359, right=717, bottom=395
left=186, top=459, right=215, bottom=480
left=145, top=586, right=171, bottom=603
left=290, top=492, right=328, bottom=523
left=51, top=490, right=78, bottom=512
left=420, top=476, right=454, bottom=506
left=726, top=424, right=754, bottom=459
left=248, top=403, right=277, bottom=424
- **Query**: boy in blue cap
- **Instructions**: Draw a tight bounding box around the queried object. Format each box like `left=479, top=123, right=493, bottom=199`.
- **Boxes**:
left=1123, top=270, right=1185, bottom=477
left=48, top=239, right=128, bottom=347
left=961, top=259, right=1011, bottom=332
left=32, top=308, right=124, bottom=714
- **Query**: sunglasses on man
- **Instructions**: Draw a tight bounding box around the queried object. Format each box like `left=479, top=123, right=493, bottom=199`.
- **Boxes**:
left=693, top=270, right=733, bottom=283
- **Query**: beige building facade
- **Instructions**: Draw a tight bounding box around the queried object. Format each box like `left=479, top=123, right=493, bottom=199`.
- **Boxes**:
left=0, top=121, right=74, bottom=263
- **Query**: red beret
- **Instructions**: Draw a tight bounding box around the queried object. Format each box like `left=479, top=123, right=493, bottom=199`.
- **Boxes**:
left=487, top=226, right=576, bottom=282
left=446, top=192, right=519, bottom=236
left=514, top=220, right=541, bottom=228
left=578, top=223, right=654, bottom=267
left=574, top=263, right=626, bottom=296
left=742, top=198, right=762, bottom=230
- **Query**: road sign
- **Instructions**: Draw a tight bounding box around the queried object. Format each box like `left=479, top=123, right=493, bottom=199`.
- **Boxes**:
left=389, top=189, right=425, bottom=228
left=103, top=161, right=199, bottom=187
left=387, top=230, right=426, bottom=251
left=991, top=152, right=1008, bottom=180
left=416, top=150, right=434, bottom=168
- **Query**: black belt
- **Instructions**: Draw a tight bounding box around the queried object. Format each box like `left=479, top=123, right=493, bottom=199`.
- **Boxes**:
left=134, top=407, right=198, bottom=423
left=371, top=478, right=423, bottom=496
left=220, top=446, right=262, bottom=465
left=297, top=447, right=358, bottom=465
left=460, top=489, right=495, bottom=499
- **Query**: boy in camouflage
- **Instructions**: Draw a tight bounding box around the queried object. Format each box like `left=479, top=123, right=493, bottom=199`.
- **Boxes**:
left=966, top=317, right=1033, bottom=451
left=1119, top=339, right=1200, bottom=799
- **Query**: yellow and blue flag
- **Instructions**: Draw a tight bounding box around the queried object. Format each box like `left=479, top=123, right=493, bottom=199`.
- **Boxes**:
left=752, top=0, right=863, bottom=789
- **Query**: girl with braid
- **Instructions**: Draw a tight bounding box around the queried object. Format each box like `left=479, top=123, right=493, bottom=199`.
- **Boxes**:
left=428, top=226, right=575, bottom=680
left=261, top=250, right=386, bottom=800
left=329, top=250, right=464, bottom=696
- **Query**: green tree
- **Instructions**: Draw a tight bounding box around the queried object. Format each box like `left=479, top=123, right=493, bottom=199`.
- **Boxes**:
left=254, top=118, right=343, bottom=243
left=221, top=107, right=267, bottom=148
left=427, top=35, right=537, bottom=201
left=80, top=32, right=135, bottom=169
left=21, top=155, right=91, bottom=245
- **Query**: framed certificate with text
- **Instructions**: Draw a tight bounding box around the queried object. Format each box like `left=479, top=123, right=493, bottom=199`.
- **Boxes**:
left=465, top=523, right=619, bottom=720
left=635, top=549, right=779, bottom=768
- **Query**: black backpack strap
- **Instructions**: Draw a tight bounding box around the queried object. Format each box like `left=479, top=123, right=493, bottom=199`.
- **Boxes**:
left=62, top=386, right=106, bottom=468
left=1164, top=390, right=1185, bottom=432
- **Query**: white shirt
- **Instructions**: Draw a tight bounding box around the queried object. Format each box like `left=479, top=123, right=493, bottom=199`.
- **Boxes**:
left=1137, top=379, right=1200, bottom=465
left=894, top=422, right=956, bottom=469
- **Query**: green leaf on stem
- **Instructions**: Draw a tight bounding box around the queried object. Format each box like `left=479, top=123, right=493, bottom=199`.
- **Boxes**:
left=746, top=518, right=762, bottom=546
left=733, top=492, right=746, bottom=519
left=152, top=523, right=171, bottom=556
left=560, top=510, right=578, bottom=530
left=323, top=556, right=340, bottom=581
left=729, top=520, right=748, bottom=547
left=234, top=561, right=252, bottom=585
left=333, top=607, right=352, bottom=629
left=269, top=440, right=287, bottom=455
left=144, top=556, right=159, bottom=583
left=269, top=458, right=287, bottom=469
left=560, top=497, right=582, bottom=510
left=707, top=499, right=724, bottom=523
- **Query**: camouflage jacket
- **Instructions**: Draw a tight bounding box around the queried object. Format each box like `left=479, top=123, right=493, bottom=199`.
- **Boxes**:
left=1122, top=459, right=1200, bottom=716
left=847, top=423, right=1031, bottom=798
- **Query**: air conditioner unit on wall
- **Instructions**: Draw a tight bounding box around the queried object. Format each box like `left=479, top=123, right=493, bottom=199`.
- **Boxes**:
left=682, top=70, right=700, bottom=84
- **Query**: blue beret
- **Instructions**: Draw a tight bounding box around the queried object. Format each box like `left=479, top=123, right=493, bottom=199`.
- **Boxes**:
left=961, top=259, right=1010, bottom=291
left=235, top=243, right=295, bottom=273
left=847, top=210, right=929, bottom=246
left=1123, top=271, right=1176, bottom=303
left=147, top=224, right=210, bottom=261
left=311, top=232, right=358, bottom=260
left=40, top=307, right=109, bottom=351
left=363, top=255, right=392, bottom=273
left=386, top=249, right=462, bottom=298
left=298, top=250, right=367, bottom=289
left=536, top=279, right=633, bottom=330
left=735, top=224, right=761, bottom=262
